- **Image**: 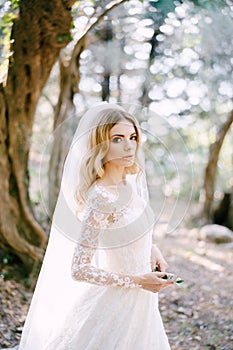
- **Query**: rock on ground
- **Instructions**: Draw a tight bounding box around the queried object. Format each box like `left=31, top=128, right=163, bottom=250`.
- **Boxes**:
left=199, top=224, right=233, bottom=243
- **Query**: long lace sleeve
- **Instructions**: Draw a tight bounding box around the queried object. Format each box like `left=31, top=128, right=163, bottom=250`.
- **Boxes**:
left=71, top=188, right=141, bottom=289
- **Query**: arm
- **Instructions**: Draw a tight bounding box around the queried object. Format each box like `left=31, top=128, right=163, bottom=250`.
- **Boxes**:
left=71, top=190, right=173, bottom=293
left=71, top=217, right=173, bottom=293
left=71, top=200, right=141, bottom=289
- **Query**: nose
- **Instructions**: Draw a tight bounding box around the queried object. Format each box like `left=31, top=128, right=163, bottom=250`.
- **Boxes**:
left=123, top=139, right=133, bottom=150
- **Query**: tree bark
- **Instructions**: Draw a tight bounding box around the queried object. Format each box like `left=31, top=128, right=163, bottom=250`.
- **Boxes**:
left=0, top=0, right=75, bottom=271
left=202, top=109, right=233, bottom=220
left=48, top=35, right=86, bottom=214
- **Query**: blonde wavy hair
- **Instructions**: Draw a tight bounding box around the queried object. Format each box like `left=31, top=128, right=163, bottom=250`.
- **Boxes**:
left=75, top=108, right=143, bottom=211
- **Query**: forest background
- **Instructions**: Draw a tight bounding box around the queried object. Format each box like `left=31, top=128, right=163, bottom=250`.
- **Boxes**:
left=0, top=0, right=232, bottom=349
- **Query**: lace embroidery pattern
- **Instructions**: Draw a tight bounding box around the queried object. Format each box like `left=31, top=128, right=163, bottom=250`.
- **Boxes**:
left=71, top=186, right=141, bottom=289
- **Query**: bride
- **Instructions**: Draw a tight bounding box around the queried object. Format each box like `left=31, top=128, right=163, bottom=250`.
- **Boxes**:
left=19, top=103, right=174, bottom=350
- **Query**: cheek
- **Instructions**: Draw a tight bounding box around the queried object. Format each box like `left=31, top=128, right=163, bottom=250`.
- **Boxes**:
left=106, top=143, right=123, bottom=160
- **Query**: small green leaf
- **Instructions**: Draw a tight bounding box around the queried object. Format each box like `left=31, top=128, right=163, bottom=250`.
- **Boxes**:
left=57, top=34, right=73, bottom=43
left=57, top=35, right=63, bottom=43
left=176, top=279, right=184, bottom=284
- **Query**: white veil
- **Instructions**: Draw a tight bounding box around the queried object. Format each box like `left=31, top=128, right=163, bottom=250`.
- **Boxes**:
left=18, top=102, right=149, bottom=350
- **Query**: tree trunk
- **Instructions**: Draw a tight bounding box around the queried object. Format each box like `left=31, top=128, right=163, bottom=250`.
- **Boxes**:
left=0, top=0, right=75, bottom=271
left=101, top=72, right=111, bottom=101
left=202, top=110, right=233, bottom=220
left=213, top=191, right=233, bottom=230
left=100, top=22, right=113, bottom=102
left=48, top=36, right=86, bottom=214
left=140, top=29, right=161, bottom=107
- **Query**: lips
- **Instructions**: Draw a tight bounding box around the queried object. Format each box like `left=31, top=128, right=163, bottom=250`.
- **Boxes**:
left=123, top=155, right=134, bottom=159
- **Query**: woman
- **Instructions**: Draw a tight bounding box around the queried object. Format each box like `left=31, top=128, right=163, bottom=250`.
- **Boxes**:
left=19, top=103, right=174, bottom=350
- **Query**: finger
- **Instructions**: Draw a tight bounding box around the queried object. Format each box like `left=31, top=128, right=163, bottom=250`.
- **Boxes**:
left=158, top=262, right=168, bottom=272
left=162, top=279, right=175, bottom=286
left=157, top=277, right=174, bottom=286
left=151, top=263, right=156, bottom=271
left=154, top=271, right=167, bottom=278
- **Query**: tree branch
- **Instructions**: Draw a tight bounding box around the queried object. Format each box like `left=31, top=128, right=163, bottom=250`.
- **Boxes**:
left=42, top=93, right=56, bottom=112
left=71, top=0, right=128, bottom=63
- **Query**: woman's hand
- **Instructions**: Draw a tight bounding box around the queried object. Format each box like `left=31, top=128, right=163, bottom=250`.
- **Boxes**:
left=133, top=272, right=174, bottom=293
left=151, top=244, right=168, bottom=272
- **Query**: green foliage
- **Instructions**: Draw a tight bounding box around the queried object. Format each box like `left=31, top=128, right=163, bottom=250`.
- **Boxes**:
left=71, top=20, right=75, bottom=30
left=150, top=0, right=177, bottom=15
left=0, top=249, right=28, bottom=281
left=2, top=252, right=14, bottom=265
left=190, top=0, right=231, bottom=10
left=23, top=276, right=31, bottom=287
left=147, top=0, right=233, bottom=199
left=0, top=0, right=19, bottom=81
left=0, top=0, right=19, bottom=37
left=1, top=12, right=15, bottom=35
left=71, top=1, right=81, bottom=14
left=10, top=0, right=20, bottom=10
left=23, top=177, right=29, bottom=187
left=147, top=0, right=181, bottom=26
left=57, top=33, right=73, bottom=43
left=27, top=0, right=232, bottom=223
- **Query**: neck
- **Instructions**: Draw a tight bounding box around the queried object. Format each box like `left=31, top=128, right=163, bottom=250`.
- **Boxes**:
left=102, top=163, right=126, bottom=185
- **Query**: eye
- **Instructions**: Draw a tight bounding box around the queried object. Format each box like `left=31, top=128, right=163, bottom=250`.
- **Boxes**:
left=112, top=137, right=122, bottom=143
left=130, top=135, right=138, bottom=141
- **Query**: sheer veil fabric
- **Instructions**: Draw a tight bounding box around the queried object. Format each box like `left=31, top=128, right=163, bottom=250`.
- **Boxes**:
left=18, top=103, right=170, bottom=350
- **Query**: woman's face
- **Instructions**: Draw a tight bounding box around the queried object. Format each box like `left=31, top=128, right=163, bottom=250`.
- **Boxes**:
left=104, top=119, right=138, bottom=167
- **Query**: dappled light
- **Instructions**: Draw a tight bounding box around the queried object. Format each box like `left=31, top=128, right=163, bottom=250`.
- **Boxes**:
left=0, top=0, right=232, bottom=349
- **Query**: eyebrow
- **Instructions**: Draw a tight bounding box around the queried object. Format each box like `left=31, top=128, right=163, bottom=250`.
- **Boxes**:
left=111, top=132, right=137, bottom=137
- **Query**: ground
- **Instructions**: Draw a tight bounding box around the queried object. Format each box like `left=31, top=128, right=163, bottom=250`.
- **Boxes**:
left=158, top=228, right=233, bottom=350
left=0, top=227, right=232, bottom=350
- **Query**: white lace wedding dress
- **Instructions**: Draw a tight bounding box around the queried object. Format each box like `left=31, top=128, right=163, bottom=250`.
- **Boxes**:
left=45, top=183, right=171, bottom=350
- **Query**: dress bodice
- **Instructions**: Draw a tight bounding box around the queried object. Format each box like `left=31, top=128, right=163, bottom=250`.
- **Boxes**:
left=71, top=182, right=155, bottom=288
left=97, top=231, right=153, bottom=275
left=93, top=183, right=154, bottom=275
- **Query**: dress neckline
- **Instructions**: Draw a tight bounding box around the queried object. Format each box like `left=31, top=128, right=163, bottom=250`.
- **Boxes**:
left=94, top=182, right=119, bottom=201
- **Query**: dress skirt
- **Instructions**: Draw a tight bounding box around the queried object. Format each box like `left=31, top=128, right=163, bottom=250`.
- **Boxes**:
left=46, top=284, right=171, bottom=350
